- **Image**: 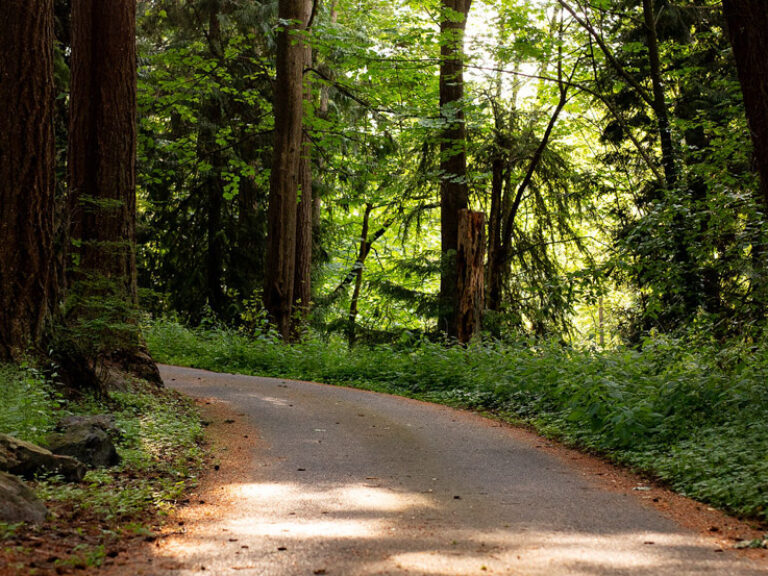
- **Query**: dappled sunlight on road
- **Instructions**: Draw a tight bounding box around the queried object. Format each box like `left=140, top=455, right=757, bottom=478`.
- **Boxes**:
left=233, top=481, right=434, bottom=513
left=131, top=365, right=764, bottom=576
left=146, top=477, right=758, bottom=576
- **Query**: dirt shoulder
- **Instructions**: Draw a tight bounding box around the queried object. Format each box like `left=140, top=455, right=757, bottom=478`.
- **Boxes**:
left=96, top=397, right=260, bottom=575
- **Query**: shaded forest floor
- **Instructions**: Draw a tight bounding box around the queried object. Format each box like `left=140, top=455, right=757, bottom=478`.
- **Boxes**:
left=0, top=376, right=204, bottom=575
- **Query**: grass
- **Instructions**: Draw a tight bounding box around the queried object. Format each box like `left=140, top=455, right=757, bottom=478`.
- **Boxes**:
left=147, top=319, right=768, bottom=524
left=0, top=362, right=204, bottom=573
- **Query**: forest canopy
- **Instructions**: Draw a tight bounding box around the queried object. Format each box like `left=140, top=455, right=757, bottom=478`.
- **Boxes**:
left=2, top=0, right=767, bottom=358
left=128, top=0, right=767, bottom=346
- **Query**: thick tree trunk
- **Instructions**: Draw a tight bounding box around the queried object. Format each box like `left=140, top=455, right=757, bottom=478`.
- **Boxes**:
left=722, top=0, right=768, bottom=316
left=0, top=1, right=56, bottom=361
left=69, top=0, right=138, bottom=309
left=265, top=0, right=312, bottom=340
left=68, top=0, right=160, bottom=384
left=722, top=0, right=768, bottom=213
left=438, top=0, right=472, bottom=339
left=456, top=210, right=485, bottom=343
left=293, top=41, right=314, bottom=330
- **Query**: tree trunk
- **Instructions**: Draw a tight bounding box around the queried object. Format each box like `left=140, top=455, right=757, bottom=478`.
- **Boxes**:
left=489, top=77, right=568, bottom=315
left=293, top=41, right=314, bottom=331
left=0, top=1, right=56, bottom=361
left=347, top=204, right=373, bottom=347
left=722, top=0, right=768, bottom=213
left=68, top=0, right=160, bottom=384
left=486, top=155, right=505, bottom=311
left=642, top=0, right=699, bottom=316
left=642, top=0, right=678, bottom=190
left=69, top=0, right=138, bottom=309
left=265, top=0, right=312, bottom=340
left=438, top=0, right=472, bottom=339
left=199, top=4, right=226, bottom=318
left=456, top=210, right=485, bottom=343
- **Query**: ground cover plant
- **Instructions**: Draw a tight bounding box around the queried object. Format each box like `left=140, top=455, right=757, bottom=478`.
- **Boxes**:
left=0, top=365, right=204, bottom=574
left=148, top=319, right=768, bottom=524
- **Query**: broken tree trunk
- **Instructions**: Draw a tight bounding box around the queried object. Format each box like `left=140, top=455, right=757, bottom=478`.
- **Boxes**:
left=456, top=210, right=485, bottom=343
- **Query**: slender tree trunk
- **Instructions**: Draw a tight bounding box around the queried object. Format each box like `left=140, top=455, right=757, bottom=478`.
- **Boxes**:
left=293, top=41, right=314, bottom=331
left=438, top=0, right=472, bottom=339
left=347, top=204, right=373, bottom=347
left=723, top=1, right=768, bottom=212
left=235, top=136, right=266, bottom=298
left=265, top=0, right=312, bottom=339
left=199, top=4, right=226, bottom=317
left=324, top=214, right=396, bottom=305
left=642, top=0, right=698, bottom=316
left=0, top=1, right=56, bottom=361
left=641, top=0, right=677, bottom=190
left=486, top=156, right=505, bottom=311
left=488, top=80, right=568, bottom=316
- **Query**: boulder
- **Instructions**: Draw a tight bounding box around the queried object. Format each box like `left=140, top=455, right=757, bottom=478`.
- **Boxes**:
left=0, top=471, right=47, bottom=524
left=56, top=414, right=122, bottom=439
left=46, top=416, right=121, bottom=468
left=0, top=434, right=85, bottom=482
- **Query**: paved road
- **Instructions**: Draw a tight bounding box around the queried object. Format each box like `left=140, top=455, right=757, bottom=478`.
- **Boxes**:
left=155, top=365, right=762, bottom=576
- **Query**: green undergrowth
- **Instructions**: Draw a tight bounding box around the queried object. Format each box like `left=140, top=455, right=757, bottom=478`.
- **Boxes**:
left=0, top=364, right=63, bottom=446
left=148, top=319, right=768, bottom=524
left=33, top=386, right=204, bottom=521
left=0, top=363, right=204, bottom=571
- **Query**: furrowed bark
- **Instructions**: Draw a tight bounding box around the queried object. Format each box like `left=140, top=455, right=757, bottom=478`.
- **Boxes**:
left=69, top=0, right=139, bottom=308
left=722, top=0, right=768, bottom=213
left=265, top=0, right=312, bottom=339
left=293, top=39, right=314, bottom=332
left=0, top=1, right=57, bottom=361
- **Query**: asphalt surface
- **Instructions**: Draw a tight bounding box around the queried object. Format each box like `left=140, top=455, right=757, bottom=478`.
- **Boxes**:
left=154, top=365, right=763, bottom=576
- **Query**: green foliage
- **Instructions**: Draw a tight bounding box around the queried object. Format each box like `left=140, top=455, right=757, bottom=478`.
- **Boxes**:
left=148, top=319, right=768, bottom=521
left=36, top=386, right=204, bottom=522
left=0, top=365, right=62, bottom=445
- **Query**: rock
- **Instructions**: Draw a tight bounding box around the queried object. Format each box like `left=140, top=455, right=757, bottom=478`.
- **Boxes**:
left=108, top=348, right=163, bottom=387
left=0, top=471, right=47, bottom=524
left=0, top=434, right=85, bottom=482
left=46, top=417, right=121, bottom=468
left=56, top=414, right=122, bottom=439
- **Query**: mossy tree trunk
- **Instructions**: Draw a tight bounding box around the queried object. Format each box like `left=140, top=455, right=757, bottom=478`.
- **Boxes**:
left=293, top=38, right=314, bottom=333
left=68, top=0, right=159, bottom=383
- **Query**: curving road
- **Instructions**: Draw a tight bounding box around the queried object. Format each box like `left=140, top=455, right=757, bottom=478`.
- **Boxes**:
left=148, top=365, right=762, bottom=576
